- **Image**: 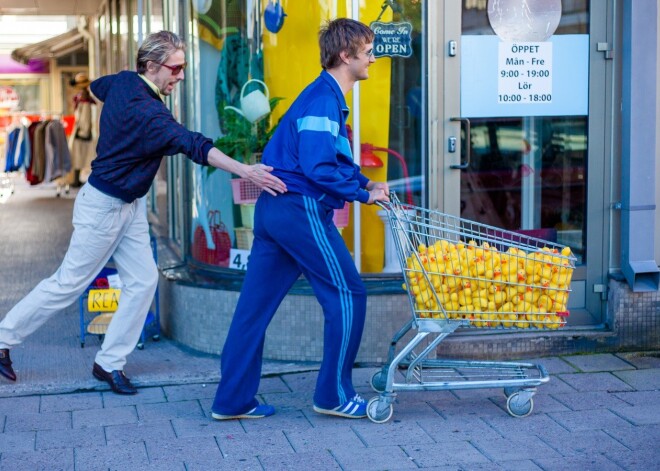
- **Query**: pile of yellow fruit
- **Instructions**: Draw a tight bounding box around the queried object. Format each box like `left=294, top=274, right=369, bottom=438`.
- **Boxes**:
left=402, top=239, right=574, bottom=329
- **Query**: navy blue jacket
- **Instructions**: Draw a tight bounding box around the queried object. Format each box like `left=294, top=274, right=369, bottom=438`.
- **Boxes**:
left=89, top=71, right=214, bottom=203
left=262, top=70, right=370, bottom=209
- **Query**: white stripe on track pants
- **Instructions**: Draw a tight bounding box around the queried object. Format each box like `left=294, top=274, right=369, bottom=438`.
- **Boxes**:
left=212, top=192, right=367, bottom=416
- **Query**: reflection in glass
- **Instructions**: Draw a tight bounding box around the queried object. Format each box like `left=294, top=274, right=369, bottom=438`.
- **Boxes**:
left=383, top=0, right=424, bottom=208
left=462, top=116, right=586, bottom=263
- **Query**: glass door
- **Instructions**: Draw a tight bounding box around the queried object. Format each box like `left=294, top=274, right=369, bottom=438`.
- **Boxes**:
left=439, top=0, right=612, bottom=326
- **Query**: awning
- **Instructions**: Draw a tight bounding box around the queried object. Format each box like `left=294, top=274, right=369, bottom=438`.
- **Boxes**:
left=11, top=28, right=87, bottom=64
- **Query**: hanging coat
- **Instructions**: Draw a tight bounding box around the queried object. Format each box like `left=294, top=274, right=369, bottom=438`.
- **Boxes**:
left=26, top=121, right=41, bottom=185
left=43, top=120, right=72, bottom=182
left=69, top=94, right=97, bottom=171
left=3, top=126, right=20, bottom=172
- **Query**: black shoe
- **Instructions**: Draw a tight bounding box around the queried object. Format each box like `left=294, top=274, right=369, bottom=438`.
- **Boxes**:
left=92, top=362, right=137, bottom=395
left=0, top=349, right=16, bottom=382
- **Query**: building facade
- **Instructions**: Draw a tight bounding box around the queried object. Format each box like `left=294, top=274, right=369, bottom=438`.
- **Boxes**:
left=7, top=0, right=660, bottom=361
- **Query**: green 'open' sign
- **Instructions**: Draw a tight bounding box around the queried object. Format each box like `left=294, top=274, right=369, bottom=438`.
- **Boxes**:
left=370, top=21, right=413, bottom=58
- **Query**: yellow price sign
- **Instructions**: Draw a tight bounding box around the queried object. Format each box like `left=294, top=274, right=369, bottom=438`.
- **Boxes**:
left=88, top=289, right=121, bottom=312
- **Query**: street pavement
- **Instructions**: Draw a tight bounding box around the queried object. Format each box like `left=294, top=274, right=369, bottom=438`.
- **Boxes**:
left=0, top=177, right=658, bottom=470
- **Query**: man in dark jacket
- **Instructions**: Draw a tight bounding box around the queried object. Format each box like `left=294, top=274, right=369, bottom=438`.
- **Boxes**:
left=0, top=31, right=286, bottom=395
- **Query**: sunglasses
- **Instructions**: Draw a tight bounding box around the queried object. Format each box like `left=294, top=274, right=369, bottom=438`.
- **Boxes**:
left=158, top=62, right=187, bottom=75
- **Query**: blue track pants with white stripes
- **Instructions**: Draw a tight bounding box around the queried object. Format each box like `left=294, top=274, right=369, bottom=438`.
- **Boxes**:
left=212, top=192, right=367, bottom=415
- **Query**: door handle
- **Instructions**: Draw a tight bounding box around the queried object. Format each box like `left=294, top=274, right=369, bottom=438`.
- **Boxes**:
left=450, top=117, right=471, bottom=170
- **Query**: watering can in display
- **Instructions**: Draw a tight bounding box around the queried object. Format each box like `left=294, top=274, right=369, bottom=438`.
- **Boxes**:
left=224, top=79, right=271, bottom=123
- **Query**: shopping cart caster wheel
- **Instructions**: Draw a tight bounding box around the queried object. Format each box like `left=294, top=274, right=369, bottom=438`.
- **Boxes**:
left=506, top=392, right=533, bottom=418
left=503, top=387, right=519, bottom=398
left=137, top=343, right=144, bottom=350
left=367, top=397, right=394, bottom=424
left=370, top=371, right=387, bottom=393
left=152, top=334, right=160, bottom=341
left=80, top=342, right=85, bottom=348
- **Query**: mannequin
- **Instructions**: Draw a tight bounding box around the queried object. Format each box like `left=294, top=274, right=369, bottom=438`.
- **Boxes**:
left=68, top=73, right=97, bottom=187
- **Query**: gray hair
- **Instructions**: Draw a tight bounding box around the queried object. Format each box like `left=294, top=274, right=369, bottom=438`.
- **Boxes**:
left=136, top=31, right=186, bottom=74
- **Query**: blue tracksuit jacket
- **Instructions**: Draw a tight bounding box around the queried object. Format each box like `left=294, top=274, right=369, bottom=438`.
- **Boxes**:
left=263, top=70, right=370, bottom=208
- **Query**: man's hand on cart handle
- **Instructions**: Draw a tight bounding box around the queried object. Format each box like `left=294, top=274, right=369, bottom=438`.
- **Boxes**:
left=366, top=181, right=390, bottom=204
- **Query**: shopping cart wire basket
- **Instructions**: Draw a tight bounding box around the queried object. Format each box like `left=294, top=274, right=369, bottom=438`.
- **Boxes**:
left=367, top=193, right=576, bottom=423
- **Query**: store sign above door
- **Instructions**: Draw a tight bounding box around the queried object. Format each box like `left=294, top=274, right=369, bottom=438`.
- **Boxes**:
left=370, top=21, right=413, bottom=58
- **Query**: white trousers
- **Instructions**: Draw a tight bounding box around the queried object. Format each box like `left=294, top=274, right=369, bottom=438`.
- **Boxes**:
left=0, top=183, right=158, bottom=371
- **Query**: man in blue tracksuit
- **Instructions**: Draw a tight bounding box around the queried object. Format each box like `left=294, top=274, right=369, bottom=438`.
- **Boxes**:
left=212, top=18, right=390, bottom=420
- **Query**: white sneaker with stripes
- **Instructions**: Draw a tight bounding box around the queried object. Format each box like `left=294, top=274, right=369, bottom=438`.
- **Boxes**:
left=313, top=394, right=367, bottom=419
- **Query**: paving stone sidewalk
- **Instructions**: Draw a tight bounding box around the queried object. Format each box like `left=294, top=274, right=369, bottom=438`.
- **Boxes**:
left=1, top=168, right=659, bottom=470
left=0, top=352, right=658, bottom=470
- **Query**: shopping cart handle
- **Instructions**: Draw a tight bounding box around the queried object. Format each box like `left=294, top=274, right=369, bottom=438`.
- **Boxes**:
left=375, top=191, right=400, bottom=211
left=376, top=200, right=392, bottom=210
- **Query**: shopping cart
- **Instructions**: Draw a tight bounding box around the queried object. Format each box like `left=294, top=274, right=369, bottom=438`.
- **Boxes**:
left=368, top=193, right=576, bottom=423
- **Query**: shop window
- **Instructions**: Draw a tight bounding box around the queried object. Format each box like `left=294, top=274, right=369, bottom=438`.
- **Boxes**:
left=188, top=0, right=423, bottom=275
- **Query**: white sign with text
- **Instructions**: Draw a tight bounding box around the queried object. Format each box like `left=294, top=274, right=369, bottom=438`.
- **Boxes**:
left=461, top=35, right=588, bottom=117
left=498, top=42, right=553, bottom=104
left=229, top=248, right=250, bottom=271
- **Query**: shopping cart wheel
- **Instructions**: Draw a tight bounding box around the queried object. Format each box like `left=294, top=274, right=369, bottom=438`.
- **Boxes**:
left=152, top=334, right=160, bottom=341
left=506, top=392, right=534, bottom=418
left=503, top=387, right=519, bottom=398
left=370, top=370, right=387, bottom=393
left=367, top=397, right=394, bottom=424
left=137, top=343, right=144, bottom=350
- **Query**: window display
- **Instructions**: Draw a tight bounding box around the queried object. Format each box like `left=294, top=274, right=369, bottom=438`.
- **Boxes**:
left=189, top=0, right=424, bottom=274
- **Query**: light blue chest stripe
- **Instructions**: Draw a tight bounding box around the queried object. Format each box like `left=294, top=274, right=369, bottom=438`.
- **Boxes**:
left=297, top=116, right=339, bottom=136
left=303, top=196, right=352, bottom=404
left=335, top=135, right=353, bottom=158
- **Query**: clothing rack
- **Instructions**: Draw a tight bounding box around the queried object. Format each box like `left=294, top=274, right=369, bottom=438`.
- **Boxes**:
left=2, top=110, right=64, bottom=123
left=2, top=112, right=73, bottom=197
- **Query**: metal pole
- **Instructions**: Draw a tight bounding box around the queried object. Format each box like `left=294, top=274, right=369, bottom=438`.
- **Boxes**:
left=351, top=0, right=362, bottom=271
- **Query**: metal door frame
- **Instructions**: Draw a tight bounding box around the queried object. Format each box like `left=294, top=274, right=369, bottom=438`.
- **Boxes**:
left=432, top=0, right=614, bottom=326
